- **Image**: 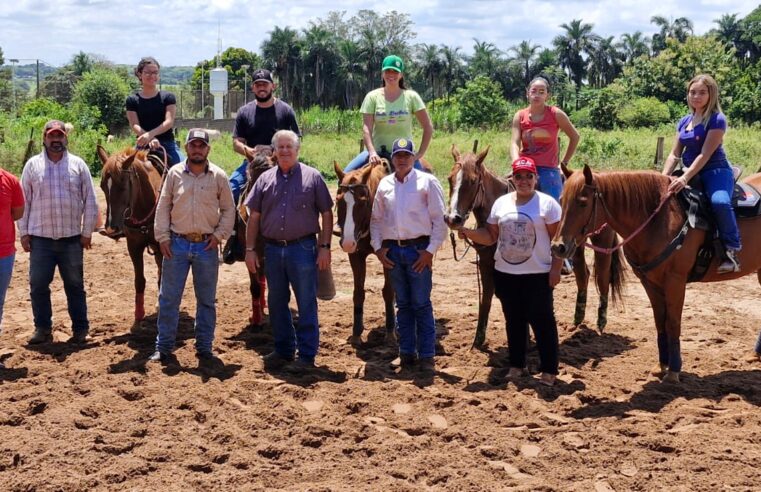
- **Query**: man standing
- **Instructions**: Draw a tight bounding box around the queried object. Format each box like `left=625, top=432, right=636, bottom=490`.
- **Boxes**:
left=230, top=68, right=300, bottom=205
left=370, top=138, right=447, bottom=373
left=245, top=130, right=333, bottom=373
left=18, top=120, right=99, bottom=345
left=150, top=129, right=235, bottom=362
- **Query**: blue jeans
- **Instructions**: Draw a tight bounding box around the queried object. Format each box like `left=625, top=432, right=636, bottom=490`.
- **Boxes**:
left=156, top=235, right=219, bottom=354
left=536, top=166, right=563, bottom=203
left=264, top=237, right=319, bottom=362
left=387, top=243, right=436, bottom=359
left=29, top=236, right=88, bottom=334
left=344, top=151, right=424, bottom=172
left=229, top=159, right=249, bottom=205
left=0, top=253, right=15, bottom=330
left=158, top=139, right=184, bottom=165
left=701, top=166, right=741, bottom=250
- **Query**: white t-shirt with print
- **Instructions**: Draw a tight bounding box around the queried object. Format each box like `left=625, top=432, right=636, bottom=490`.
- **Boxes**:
left=487, top=191, right=561, bottom=274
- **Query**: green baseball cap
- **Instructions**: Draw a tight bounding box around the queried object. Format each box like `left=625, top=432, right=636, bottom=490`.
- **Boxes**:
left=381, top=55, right=404, bottom=73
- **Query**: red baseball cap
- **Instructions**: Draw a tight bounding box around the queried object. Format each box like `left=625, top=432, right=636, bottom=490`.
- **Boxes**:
left=43, top=120, right=67, bottom=137
left=512, top=157, right=537, bottom=175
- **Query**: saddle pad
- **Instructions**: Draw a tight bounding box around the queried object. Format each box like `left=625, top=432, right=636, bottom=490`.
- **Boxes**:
left=734, top=182, right=761, bottom=217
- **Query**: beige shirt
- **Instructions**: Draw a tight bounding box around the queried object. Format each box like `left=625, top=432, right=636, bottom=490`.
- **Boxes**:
left=154, top=160, right=235, bottom=243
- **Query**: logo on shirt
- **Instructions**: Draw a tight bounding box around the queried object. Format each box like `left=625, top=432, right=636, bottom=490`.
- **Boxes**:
left=498, top=212, right=537, bottom=264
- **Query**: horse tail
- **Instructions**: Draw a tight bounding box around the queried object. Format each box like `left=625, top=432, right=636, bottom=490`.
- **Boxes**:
left=607, top=235, right=626, bottom=307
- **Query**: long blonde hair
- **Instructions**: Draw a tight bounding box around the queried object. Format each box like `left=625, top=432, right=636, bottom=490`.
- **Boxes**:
left=687, top=74, right=722, bottom=117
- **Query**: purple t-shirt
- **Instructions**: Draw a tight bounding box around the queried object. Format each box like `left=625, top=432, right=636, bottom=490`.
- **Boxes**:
left=245, top=163, right=333, bottom=241
left=678, top=112, right=728, bottom=171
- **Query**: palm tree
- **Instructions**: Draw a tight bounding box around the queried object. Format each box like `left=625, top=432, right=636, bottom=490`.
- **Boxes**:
left=337, top=39, right=362, bottom=108
left=469, top=39, right=501, bottom=78
left=552, top=19, right=598, bottom=106
left=619, top=31, right=650, bottom=64
left=70, top=51, right=94, bottom=76
left=416, top=43, right=443, bottom=101
left=712, top=13, right=742, bottom=51
left=510, top=40, right=542, bottom=87
left=651, top=16, right=694, bottom=54
left=440, top=45, right=464, bottom=100
left=261, top=26, right=300, bottom=103
left=587, top=36, right=624, bottom=88
left=302, top=25, right=338, bottom=106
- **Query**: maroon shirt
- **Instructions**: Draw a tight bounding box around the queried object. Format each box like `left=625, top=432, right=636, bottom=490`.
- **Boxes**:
left=245, top=163, right=332, bottom=241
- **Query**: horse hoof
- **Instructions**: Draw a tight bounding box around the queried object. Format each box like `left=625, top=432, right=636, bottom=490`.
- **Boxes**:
left=384, top=331, right=397, bottom=346
left=662, top=371, right=680, bottom=383
left=134, top=309, right=145, bottom=321
left=650, top=363, right=668, bottom=377
left=350, top=335, right=363, bottom=348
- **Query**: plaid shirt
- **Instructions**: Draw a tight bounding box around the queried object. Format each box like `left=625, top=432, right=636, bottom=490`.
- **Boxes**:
left=18, top=151, right=99, bottom=239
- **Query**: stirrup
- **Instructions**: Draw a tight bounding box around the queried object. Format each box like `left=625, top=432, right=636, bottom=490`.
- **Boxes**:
left=717, top=249, right=740, bottom=274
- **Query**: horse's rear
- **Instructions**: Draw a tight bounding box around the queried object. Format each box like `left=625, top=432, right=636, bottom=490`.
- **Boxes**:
left=97, top=146, right=164, bottom=321
left=334, top=161, right=396, bottom=343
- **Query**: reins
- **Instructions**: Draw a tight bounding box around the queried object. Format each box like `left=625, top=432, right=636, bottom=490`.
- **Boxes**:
left=123, top=145, right=168, bottom=236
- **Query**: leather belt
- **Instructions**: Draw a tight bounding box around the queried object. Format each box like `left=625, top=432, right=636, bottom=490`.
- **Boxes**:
left=264, top=234, right=315, bottom=247
left=174, top=232, right=211, bottom=243
left=382, top=235, right=430, bottom=248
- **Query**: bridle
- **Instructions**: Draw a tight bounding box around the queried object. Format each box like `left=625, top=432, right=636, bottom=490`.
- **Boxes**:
left=337, top=182, right=371, bottom=240
left=122, top=149, right=167, bottom=235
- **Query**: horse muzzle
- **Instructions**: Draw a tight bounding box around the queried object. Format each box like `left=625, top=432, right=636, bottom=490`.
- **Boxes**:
left=340, top=238, right=358, bottom=254
left=550, top=239, right=576, bottom=259
left=100, top=227, right=125, bottom=240
left=444, top=214, right=465, bottom=229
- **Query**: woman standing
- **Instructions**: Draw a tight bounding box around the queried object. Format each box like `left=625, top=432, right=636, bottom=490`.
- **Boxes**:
left=343, top=55, right=433, bottom=172
left=126, top=57, right=182, bottom=164
left=0, top=166, right=24, bottom=369
left=661, top=74, right=740, bottom=274
left=458, top=157, right=562, bottom=386
left=510, top=77, right=579, bottom=202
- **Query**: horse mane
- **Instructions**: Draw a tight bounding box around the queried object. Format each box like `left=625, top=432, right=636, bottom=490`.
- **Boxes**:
left=103, top=148, right=150, bottom=177
left=567, top=169, right=670, bottom=216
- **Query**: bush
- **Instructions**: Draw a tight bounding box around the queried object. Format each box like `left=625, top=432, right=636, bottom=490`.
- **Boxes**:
left=72, top=69, right=130, bottom=134
left=569, top=107, right=593, bottom=128
left=617, top=97, right=672, bottom=128
left=454, top=76, right=509, bottom=129
left=587, top=88, right=618, bottom=130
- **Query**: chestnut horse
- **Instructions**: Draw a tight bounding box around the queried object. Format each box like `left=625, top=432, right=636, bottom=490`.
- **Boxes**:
left=229, top=145, right=275, bottom=326
left=334, top=160, right=395, bottom=343
left=97, top=146, right=165, bottom=321
left=551, top=165, right=761, bottom=383
left=444, top=145, right=624, bottom=348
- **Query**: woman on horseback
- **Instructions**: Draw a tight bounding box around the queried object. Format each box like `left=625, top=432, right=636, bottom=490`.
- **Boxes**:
left=343, top=55, right=433, bottom=172
left=510, top=76, right=579, bottom=203
left=126, top=57, right=183, bottom=165
left=661, top=74, right=741, bottom=274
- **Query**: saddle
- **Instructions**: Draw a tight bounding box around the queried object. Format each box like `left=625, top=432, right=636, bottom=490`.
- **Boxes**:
left=677, top=177, right=760, bottom=281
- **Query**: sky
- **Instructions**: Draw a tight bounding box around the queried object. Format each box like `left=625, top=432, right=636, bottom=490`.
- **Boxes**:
left=1, top=0, right=758, bottom=68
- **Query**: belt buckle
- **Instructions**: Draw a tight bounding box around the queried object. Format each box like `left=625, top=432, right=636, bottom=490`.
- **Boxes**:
left=186, top=232, right=204, bottom=242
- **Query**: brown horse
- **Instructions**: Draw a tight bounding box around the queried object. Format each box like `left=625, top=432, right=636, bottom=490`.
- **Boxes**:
left=334, top=160, right=395, bottom=343
left=444, top=145, right=624, bottom=348
left=97, top=146, right=165, bottom=321
left=551, top=165, right=761, bottom=383
left=230, top=145, right=275, bottom=326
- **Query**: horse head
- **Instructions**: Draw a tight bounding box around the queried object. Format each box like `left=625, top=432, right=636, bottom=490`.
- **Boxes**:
left=445, top=144, right=491, bottom=228
left=551, top=164, right=602, bottom=259
left=335, top=161, right=387, bottom=254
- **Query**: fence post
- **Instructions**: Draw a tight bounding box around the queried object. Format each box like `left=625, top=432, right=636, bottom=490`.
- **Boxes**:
left=472, top=140, right=479, bottom=153
left=653, top=136, right=664, bottom=169
left=359, top=139, right=365, bottom=153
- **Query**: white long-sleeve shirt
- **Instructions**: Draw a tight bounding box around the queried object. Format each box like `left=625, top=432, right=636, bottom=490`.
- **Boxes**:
left=370, top=169, right=448, bottom=255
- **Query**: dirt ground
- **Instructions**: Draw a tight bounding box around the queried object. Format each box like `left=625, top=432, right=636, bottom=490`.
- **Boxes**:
left=1, top=192, right=760, bottom=491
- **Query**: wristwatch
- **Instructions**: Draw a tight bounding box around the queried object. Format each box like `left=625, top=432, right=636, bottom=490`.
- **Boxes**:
left=319, top=243, right=331, bottom=249
left=245, top=247, right=255, bottom=252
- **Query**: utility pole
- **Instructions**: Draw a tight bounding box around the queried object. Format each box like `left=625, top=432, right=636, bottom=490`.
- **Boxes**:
left=35, top=60, right=40, bottom=98
left=242, top=64, right=249, bottom=105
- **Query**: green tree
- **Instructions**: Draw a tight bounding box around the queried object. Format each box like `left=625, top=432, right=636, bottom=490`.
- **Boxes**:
left=651, top=16, right=694, bottom=54
left=415, top=43, right=443, bottom=101
left=510, top=40, right=541, bottom=87
left=70, top=51, right=94, bottom=76
left=469, top=39, right=501, bottom=77
left=261, top=27, right=301, bottom=102
left=619, top=31, right=650, bottom=64
left=454, top=75, right=509, bottom=128
left=440, top=45, right=465, bottom=101
left=553, top=19, right=599, bottom=107
left=0, top=46, right=12, bottom=113
left=738, top=6, right=761, bottom=63
left=588, top=36, right=624, bottom=88
left=72, top=68, right=130, bottom=133
left=191, top=47, right=261, bottom=91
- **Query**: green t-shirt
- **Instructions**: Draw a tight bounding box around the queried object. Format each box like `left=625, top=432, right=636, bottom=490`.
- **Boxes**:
left=360, top=88, right=426, bottom=153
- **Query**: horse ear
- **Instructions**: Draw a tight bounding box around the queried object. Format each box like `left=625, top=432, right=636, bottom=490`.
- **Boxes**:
left=360, top=163, right=374, bottom=182
left=475, top=145, right=491, bottom=168
left=560, top=160, right=573, bottom=179
left=121, top=151, right=136, bottom=171
left=97, top=145, right=109, bottom=165
left=451, top=144, right=460, bottom=161
left=583, top=164, right=594, bottom=185
left=333, top=161, right=345, bottom=183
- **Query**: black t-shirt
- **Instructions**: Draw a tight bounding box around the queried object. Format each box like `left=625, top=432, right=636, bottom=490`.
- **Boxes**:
left=125, top=90, right=177, bottom=142
left=233, top=99, right=300, bottom=147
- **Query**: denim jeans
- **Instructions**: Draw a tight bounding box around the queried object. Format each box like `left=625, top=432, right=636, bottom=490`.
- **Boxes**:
left=0, top=253, right=15, bottom=331
left=157, top=139, right=184, bottom=165
left=494, top=270, right=559, bottom=375
left=229, top=159, right=249, bottom=205
left=29, top=236, right=88, bottom=334
left=387, top=243, right=436, bottom=359
left=156, top=235, right=219, bottom=354
left=264, top=237, right=319, bottom=362
left=344, top=151, right=424, bottom=173
left=536, top=166, right=563, bottom=203
left=701, top=166, right=741, bottom=250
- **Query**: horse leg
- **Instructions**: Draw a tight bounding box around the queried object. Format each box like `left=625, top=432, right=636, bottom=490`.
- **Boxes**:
left=382, top=267, right=396, bottom=340
left=249, top=270, right=263, bottom=326
left=127, top=240, right=147, bottom=321
left=593, top=249, right=612, bottom=332
left=662, top=278, right=687, bottom=383
left=571, top=245, right=590, bottom=327
left=348, top=252, right=368, bottom=340
left=641, top=281, right=669, bottom=377
left=473, top=251, right=495, bottom=349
